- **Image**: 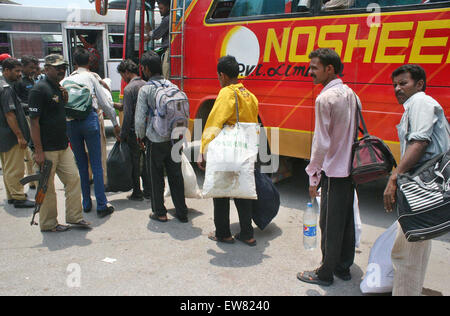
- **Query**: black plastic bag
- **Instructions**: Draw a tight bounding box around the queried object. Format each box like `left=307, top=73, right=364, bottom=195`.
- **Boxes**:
left=252, top=168, right=280, bottom=230
left=106, top=141, right=133, bottom=192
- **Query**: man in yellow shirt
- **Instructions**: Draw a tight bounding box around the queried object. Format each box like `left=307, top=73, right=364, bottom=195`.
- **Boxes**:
left=198, top=55, right=259, bottom=246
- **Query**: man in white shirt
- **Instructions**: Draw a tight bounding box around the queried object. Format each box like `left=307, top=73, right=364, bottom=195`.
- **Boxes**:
left=61, top=47, right=119, bottom=218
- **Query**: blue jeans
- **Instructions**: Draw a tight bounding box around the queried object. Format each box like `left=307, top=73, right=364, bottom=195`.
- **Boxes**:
left=67, top=110, right=108, bottom=211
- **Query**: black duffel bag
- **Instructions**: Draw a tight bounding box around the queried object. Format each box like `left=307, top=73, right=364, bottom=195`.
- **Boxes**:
left=252, top=168, right=280, bottom=230
left=396, top=149, right=450, bottom=242
left=350, top=96, right=397, bottom=184
left=106, top=141, right=133, bottom=192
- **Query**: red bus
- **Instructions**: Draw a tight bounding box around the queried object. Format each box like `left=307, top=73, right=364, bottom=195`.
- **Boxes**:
left=107, top=0, right=450, bottom=163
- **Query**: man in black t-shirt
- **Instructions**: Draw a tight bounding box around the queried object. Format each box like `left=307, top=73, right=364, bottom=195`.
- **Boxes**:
left=28, top=54, right=91, bottom=232
left=0, top=58, right=35, bottom=209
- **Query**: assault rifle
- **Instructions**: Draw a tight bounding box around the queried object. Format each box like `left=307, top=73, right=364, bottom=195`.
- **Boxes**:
left=20, top=160, right=53, bottom=226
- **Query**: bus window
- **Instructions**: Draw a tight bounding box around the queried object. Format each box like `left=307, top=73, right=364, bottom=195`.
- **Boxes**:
left=322, top=0, right=355, bottom=10
left=323, top=0, right=450, bottom=10
left=286, top=1, right=312, bottom=13
left=108, top=25, right=125, bottom=59
left=9, top=34, right=63, bottom=59
left=229, top=0, right=286, bottom=17
left=108, top=35, right=123, bottom=59
left=0, top=22, right=63, bottom=59
left=295, top=0, right=312, bottom=12
left=0, top=22, right=61, bottom=33
left=0, top=34, right=11, bottom=55
left=210, top=0, right=235, bottom=18
left=209, top=0, right=311, bottom=19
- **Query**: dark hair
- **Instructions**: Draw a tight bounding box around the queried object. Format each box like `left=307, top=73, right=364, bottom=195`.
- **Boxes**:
left=73, top=47, right=90, bottom=67
left=157, top=0, right=170, bottom=7
left=308, top=48, right=343, bottom=75
left=391, top=64, right=427, bottom=92
left=140, top=51, right=162, bottom=75
left=117, top=59, right=139, bottom=75
left=20, top=55, right=39, bottom=67
left=2, top=58, right=22, bottom=70
left=217, top=55, right=239, bottom=79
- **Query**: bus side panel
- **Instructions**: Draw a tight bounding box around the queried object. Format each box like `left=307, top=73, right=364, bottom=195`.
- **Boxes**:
left=183, top=2, right=450, bottom=160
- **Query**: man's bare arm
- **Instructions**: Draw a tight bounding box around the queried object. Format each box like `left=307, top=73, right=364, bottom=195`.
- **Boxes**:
left=383, top=140, right=428, bottom=211
left=30, top=117, right=44, bottom=167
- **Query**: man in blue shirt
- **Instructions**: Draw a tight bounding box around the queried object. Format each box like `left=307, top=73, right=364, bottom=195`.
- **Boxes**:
left=384, top=64, right=449, bottom=296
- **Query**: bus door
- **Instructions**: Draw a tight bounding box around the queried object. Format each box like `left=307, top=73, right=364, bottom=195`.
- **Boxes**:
left=63, top=23, right=107, bottom=79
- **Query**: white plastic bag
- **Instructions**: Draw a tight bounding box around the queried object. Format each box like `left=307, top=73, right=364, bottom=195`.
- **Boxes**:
left=353, top=192, right=362, bottom=248
left=181, top=153, right=202, bottom=199
left=315, top=189, right=362, bottom=248
left=164, top=153, right=202, bottom=199
left=360, top=222, right=398, bottom=294
left=202, top=123, right=260, bottom=199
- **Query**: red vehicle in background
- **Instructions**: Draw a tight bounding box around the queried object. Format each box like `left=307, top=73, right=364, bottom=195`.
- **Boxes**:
left=104, top=0, right=450, bottom=162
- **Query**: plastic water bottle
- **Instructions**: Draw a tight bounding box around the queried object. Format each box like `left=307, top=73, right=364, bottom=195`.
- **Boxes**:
left=303, top=202, right=317, bottom=250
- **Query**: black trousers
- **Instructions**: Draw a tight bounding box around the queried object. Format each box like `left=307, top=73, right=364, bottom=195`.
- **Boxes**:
left=213, top=198, right=253, bottom=240
left=126, top=132, right=151, bottom=196
left=146, top=139, right=187, bottom=217
left=317, top=173, right=355, bottom=281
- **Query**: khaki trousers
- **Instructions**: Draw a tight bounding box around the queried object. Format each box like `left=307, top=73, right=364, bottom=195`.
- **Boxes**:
left=0, top=144, right=26, bottom=201
left=391, top=223, right=432, bottom=296
left=35, top=147, right=83, bottom=231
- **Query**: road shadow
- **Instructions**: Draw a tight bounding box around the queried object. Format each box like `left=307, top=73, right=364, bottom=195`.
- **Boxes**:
left=2, top=200, right=34, bottom=219
left=33, top=226, right=92, bottom=252
left=303, top=264, right=365, bottom=296
left=207, top=222, right=283, bottom=268
left=146, top=208, right=203, bottom=241
left=108, top=197, right=151, bottom=212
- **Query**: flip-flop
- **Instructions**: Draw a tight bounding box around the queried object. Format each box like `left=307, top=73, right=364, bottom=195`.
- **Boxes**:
left=297, top=270, right=333, bottom=286
left=42, top=224, right=71, bottom=233
left=234, top=233, right=257, bottom=247
left=208, top=233, right=235, bottom=244
left=67, top=220, right=92, bottom=229
left=149, top=213, right=168, bottom=222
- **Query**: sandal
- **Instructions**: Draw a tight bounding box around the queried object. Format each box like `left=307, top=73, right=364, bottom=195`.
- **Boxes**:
left=149, top=213, right=168, bottom=222
left=208, top=233, right=235, bottom=244
left=297, top=270, right=333, bottom=286
left=42, top=224, right=71, bottom=233
left=67, top=220, right=92, bottom=229
left=234, top=233, right=257, bottom=247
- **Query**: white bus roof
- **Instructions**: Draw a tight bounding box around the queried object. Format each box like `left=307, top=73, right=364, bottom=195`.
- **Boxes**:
left=0, top=4, right=160, bottom=25
left=0, top=4, right=126, bottom=24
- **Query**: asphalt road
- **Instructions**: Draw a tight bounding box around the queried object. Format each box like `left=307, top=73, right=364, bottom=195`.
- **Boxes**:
left=0, top=133, right=449, bottom=297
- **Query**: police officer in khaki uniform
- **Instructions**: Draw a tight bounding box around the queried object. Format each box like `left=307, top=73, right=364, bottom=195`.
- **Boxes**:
left=0, top=58, right=35, bottom=208
left=28, top=54, right=91, bottom=232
